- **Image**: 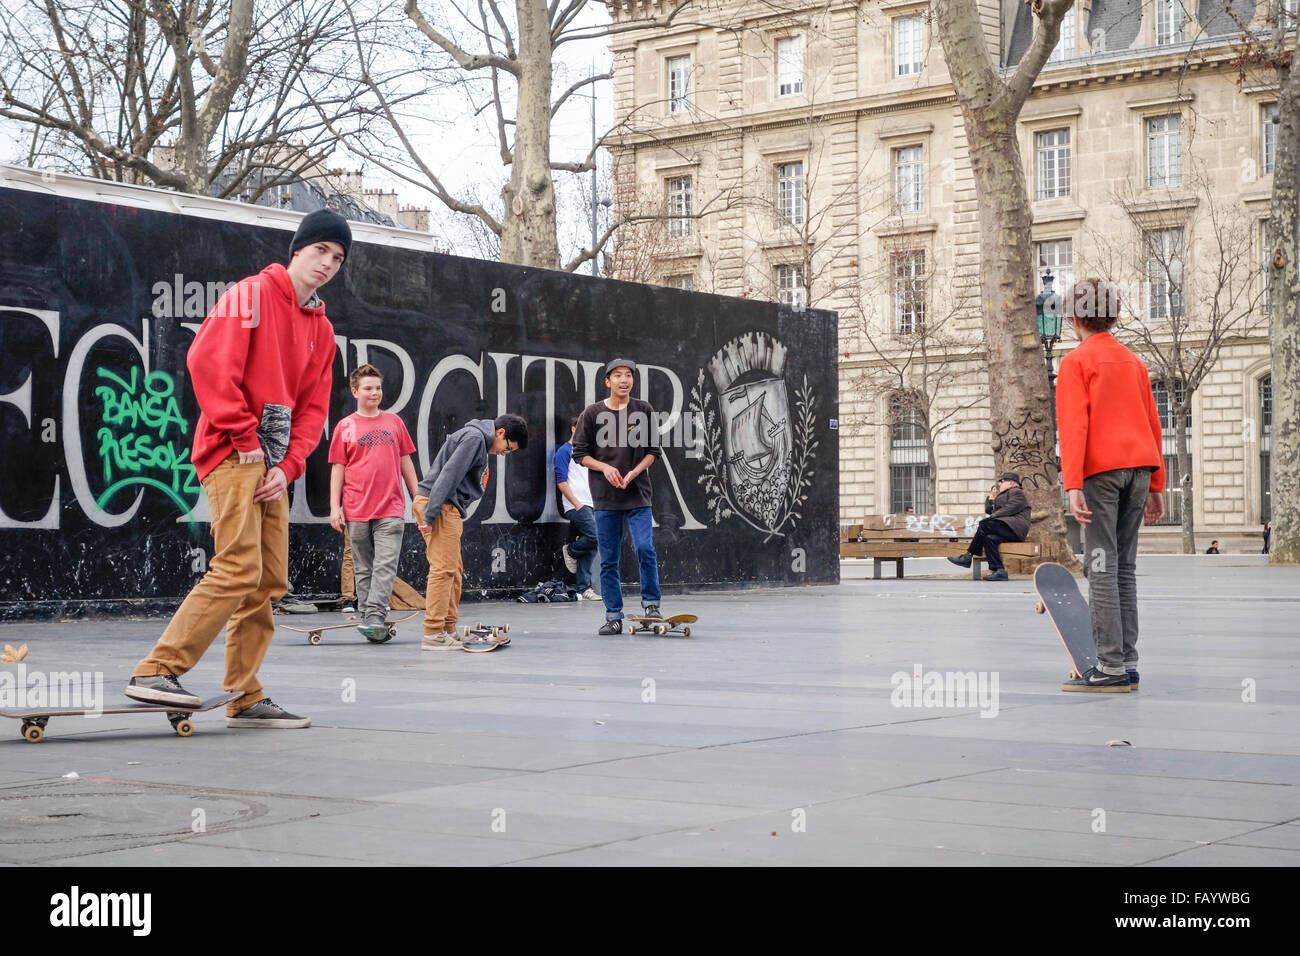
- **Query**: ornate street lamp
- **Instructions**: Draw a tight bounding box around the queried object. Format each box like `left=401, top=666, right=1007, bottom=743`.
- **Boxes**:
left=1035, top=268, right=1062, bottom=390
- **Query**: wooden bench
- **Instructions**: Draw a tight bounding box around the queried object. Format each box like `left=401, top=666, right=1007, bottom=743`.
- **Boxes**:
left=841, top=518, right=1041, bottom=579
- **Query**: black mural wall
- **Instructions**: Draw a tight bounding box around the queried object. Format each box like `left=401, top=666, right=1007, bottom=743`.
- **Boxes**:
left=0, top=183, right=839, bottom=617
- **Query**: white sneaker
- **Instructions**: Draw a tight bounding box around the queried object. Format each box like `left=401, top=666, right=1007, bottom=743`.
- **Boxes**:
left=561, top=544, right=578, bottom=574
left=579, top=588, right=599, bottom=602
left=421, top=633, right=462, bottom=651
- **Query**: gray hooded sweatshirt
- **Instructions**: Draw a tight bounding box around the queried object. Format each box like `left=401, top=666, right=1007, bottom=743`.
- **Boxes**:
left=416, top=419, right=494, bottom=517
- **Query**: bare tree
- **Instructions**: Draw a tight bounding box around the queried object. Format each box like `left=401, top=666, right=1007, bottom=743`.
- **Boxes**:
left=1083, top=159, right=1268, bottom=552
left=0, top=0, right=369, bottom=198
left=931, top=0, right=1077, bottom=567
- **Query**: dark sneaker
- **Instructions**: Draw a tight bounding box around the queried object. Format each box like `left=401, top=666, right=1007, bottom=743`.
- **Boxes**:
left=226, top=698, right=311, bottom=728
left=126, top=674, right=202, bottom=708
left=1061, top=667, right=1131, bottom=693
left=561, top=544, right=578, bottom=574
left=340, top=600, right=357, bottom=613
left=982, top=569, right=1009, bottom=581
left=1127, top=669, right=1140, bottom=690
left=947, top=553, right=973, bottom=568
left=274, top=596, right=317, bottom=614
left=598, top=619, right=623, bottom=635
left=643, top=605, right=661, bottom=619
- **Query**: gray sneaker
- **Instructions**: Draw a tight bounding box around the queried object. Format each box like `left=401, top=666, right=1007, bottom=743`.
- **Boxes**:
left=125, top=674, right=202, bottom=708
left=226, top=698, right=311, bottom=728
left=562, top=544, right=578, bottom=574
left=274, top=596, right=317, bottom=614
left=421, top=633, right=462, bottom=651
left=579, top=588, right=599, bottom=601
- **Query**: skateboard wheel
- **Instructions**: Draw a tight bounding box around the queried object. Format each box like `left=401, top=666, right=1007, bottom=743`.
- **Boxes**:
left=501, top=623, right=510, bottom=634
left=462, top=625, right=471, bottom=638
left=308, top=632, right=322, bottom=644
left=174, top=720, right=194, bottom=737
left=383, top=626, right=397, bottom=642
left=1035, top=602, right=1045, bottom=614
left=24, top=724, right=43, bottom=743
left=682, top=626, right=691, bottom=637
left=654, top=624, right=667, bottom=636
left=474, top=621, right=483, bottom=630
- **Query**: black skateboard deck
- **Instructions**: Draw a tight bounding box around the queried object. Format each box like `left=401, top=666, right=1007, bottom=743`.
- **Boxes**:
left=1033, top=562, right=1097, bottom=679
left=460, top=622, right=510, bottom=652
left=281, top=611, right=419, bottom=644
left=626, top=613, right=697, bottom=637
left=1, top=692, right=244, bottom=743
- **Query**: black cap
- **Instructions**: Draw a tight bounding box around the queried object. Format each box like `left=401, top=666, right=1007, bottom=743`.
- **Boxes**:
left=604, top=358, right=637, bottom=378
left=290, top=209, right=352, bottom=260
left=1000, top=472, right=1021, bottom=483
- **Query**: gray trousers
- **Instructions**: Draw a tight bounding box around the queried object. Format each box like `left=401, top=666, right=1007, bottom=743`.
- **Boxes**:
left=348, top=517, right=405, bottom=625
left=1082, top=468, right=1151, bottom=676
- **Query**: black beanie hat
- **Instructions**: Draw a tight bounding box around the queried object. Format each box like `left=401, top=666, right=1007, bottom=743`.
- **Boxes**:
left=290, top=209, right=352, bottom=260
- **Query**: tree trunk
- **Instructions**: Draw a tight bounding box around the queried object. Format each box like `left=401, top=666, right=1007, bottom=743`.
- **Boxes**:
left=1175, top=411, right=1195, bottom=553
left=1268, top=56, right=1300, bottom=565
left=499, top=0, right=560, bottom=269
left=935, top=0, right=1077, bottom=569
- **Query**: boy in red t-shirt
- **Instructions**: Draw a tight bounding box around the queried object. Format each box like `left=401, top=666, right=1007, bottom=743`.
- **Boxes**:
left=329, top=364, right=419, bottom=641
left=1056, top=278, right=1166, bottom=693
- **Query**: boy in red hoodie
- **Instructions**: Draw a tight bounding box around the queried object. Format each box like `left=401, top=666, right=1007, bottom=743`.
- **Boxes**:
left=125, top=209, right=350, bottom=727
left=1056, top=277, right=1166, bottom=693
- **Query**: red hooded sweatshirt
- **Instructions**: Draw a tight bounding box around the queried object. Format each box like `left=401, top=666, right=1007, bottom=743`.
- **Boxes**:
left=187, top=263, right=335, bottom=484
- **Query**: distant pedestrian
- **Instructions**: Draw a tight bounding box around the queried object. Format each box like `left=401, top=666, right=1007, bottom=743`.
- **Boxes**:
left=1263, top=520, right=1272, bottom=554
left=1205, top=541, right=1221, bottom=554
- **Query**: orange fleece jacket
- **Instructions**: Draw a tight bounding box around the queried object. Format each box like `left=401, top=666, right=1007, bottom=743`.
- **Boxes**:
left=1055, top=332, right=1165, bottom=494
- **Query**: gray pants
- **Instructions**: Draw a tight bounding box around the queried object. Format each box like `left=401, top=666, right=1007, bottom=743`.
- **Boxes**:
left=348, top=518, right=405, bottom=626
left=1082, top=468, right=1151, bottom=676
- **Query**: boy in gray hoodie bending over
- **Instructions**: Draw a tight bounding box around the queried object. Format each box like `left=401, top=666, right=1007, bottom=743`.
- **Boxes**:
left=413, top=414, right=528, bottom=649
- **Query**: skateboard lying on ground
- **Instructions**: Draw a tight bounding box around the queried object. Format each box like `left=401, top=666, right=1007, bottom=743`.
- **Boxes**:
left=281, top=611, right=419, bottom=645
left=1, top=692, right=244, bottom=743
left=626, top=613, right=697, bottom=637
left=460, top=622, right=510, bottom=653
left=1033, top=562, right=1097, bottom=679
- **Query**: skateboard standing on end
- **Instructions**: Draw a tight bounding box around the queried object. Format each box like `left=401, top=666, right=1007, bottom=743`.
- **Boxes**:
left=1033, top=562, right=1097, bottom=679
left=626, top=613, right=697, bottom=637
left=460, top=622, right=511, bottom=653
left=281, top=611, right=419, bottom=645
left=1, top=692, right=244, bottom=743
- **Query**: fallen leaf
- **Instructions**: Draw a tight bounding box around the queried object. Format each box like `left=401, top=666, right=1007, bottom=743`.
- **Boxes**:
left=1106, top=740, right=1132, bottom=747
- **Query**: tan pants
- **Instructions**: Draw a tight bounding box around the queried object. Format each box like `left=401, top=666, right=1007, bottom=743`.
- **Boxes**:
left=413, top=495, right=462, bottom=635
left=132, top=454, right=288, bottom=716
left=340, top=527, right=355, bottom=600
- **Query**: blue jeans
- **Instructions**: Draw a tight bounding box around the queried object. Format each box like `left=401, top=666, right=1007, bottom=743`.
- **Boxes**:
left=593, top=507, right=660, bottom=619
left=564, top=505, right=599, bottom=592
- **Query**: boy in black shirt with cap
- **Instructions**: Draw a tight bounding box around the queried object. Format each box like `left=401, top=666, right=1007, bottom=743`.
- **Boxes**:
left=571, top=359, right=664, bottom=635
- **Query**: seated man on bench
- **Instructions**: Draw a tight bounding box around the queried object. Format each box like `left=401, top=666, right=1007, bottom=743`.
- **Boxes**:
left=948, top=472, right=1031, bottom=581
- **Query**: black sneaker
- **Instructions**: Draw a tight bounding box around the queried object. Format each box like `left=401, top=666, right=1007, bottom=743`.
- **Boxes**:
left=1061, top=667, right=1131, bottom=693
left=225, top=698, right=311, bottom=728
left=947, top=553, right=973, bottom=568
left=643, top=605, right=661, bottom=619
left=598, top=619, right=623, bottom=636
left=982, top=569, right=1009, bottom=581
left=126, top=674, right=202, bottom=708
left=1127, top=669, right=1140, bottom=690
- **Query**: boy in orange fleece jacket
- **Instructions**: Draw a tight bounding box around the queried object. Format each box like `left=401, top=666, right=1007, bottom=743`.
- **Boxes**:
left=125, top=209, right=350, bottom=727
left=1056, top=278, right=1166, bottom=693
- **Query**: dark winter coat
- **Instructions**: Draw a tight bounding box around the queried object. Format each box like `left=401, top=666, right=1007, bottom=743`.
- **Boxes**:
left=988, top=486, right=1031, bottom=541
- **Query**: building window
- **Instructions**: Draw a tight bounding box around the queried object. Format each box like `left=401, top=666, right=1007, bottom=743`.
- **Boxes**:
left=893, top=250, right=926, bottom=335
left=777, top=161, right=804, bottom=227
left=1284, top=0, right=1298, bottom=26
left=776, top=263, right=806, bottom=308
left=1036, top=128, right=1071, bottom=199
left=1147, top=114, right=1183, bottom=187
left=1036, top=239, right=1074, bottom=302
left=894, top=15, right=923, bottom=77
left=667, top=55, right=692, bottom=113
left=1156, top=0, right=1187, bottom=44
left=1049, top=7, right=1075, bottom=61
left=1264, top=102, right=1279, bottom=176
left=777, top=36, right=803, bottom=96
left=1152, top=380, right=1191, bottom=525
left=1261, top=374, right=1272, bottom=522
left=664, top=274, right=693, bottom=291
left=893, top=146, right=924, bottom=214
left=890, top=393, right=931, bottom=514
left=667, top=175, right=693, bottom=238
left=1145, top=228, right=1185, bottom=320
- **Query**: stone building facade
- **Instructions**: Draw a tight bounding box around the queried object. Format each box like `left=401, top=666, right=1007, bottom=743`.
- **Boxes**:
left=603, top=0, right=1284, bottom=550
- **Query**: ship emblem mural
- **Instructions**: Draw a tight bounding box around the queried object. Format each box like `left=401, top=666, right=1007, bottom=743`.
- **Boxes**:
left=689, top=331, right=818, bottom=541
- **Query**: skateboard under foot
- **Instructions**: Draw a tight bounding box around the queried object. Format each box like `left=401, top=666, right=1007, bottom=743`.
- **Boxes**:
left=1, top=692, right=244, bottom=743
left=281, top=611, right=419, bottom=645
left=460, top=622, right=510, bottom=652
left=626, top=613, right=697, bottom=637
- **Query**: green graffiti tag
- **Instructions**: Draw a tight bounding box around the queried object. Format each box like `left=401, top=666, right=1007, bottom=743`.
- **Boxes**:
left=94, top=366, right=200, bottom=517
